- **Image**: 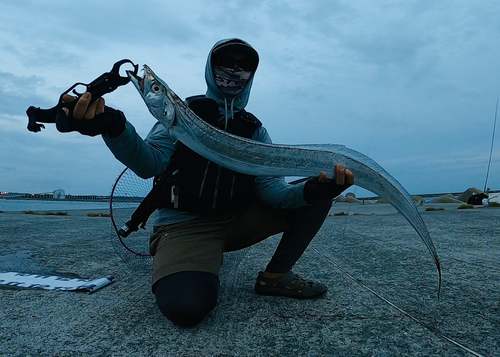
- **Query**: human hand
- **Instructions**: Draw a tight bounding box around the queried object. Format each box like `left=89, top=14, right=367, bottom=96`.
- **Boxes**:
left=56, top=92, right=126, bottom=137
left=61, top=92, right=105, bottom=120
left=303, top=164, right=355, bottom=204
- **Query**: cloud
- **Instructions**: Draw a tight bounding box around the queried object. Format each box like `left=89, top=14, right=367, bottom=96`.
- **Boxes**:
left=0, top=71, right=52, bottom=116
left=0, top=123, right=126, bottom=195
left=1, top=0, right=499, bottom=196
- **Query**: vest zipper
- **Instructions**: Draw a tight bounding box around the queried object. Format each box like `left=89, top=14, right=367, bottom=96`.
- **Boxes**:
left=230, top=172, right=236, bottom=201
left=199, top=161, right=210, bottom=197
left=212, top=166, right=222, bottom=209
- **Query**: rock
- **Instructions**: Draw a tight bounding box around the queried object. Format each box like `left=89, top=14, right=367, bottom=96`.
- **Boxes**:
left=467, top=193, right=489, bottom=205
left=411, top=195, right=425, bottom=205
left=335, top=194, right=361, bottom=203
left=335, top=195, right=347, bottom=203
left=457, top=187, right=484, bottom=202
left=345, top=196, right=362, bottom=203
left=429, top=194, right=463, bottom=203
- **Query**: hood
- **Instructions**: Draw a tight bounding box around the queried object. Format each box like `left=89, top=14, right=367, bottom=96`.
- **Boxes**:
left=205, top=38, right=259, bottom=118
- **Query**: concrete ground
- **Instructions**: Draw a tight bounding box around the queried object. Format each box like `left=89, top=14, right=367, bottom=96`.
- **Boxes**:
left=0, top=202, right=499, bottom=356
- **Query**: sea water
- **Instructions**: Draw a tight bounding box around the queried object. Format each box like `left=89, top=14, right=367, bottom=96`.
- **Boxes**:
left=0, top=199, right=111, bottom=212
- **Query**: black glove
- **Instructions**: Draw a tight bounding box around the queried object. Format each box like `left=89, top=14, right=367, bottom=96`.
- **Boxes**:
left=303, top=177, right=353, bottom=204
left=55, top=105, right=126, bottom=138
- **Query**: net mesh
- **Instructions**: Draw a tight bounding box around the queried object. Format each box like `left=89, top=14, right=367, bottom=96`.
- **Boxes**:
left=109, top=167, right=249, bottom=285
left=109, top=168, right=154, bottom=275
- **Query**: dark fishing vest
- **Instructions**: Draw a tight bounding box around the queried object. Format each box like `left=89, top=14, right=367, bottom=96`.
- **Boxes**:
left=160, top=95, right=262, bottom=212
left=117, top=95, right=262, bottom=237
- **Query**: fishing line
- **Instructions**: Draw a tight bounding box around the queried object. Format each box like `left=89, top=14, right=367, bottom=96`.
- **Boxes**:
left=445, top=255, right=500, bottom=272
left=311, top=245, right=485, bottom=357
left=483, top=98, right=498, bottom=193
left=481, top=99, right=499, bottom=257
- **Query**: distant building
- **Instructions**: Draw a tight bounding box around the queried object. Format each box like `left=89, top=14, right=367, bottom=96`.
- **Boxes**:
left=2, top=190, right=107, bottom=201
left=53, top=189, right=66, bottom=200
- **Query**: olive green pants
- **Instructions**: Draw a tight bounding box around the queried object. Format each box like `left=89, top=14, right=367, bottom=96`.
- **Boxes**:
left=149, top=201, right=287, bottom=286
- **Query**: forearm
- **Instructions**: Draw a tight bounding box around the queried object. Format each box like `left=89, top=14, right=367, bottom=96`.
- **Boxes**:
left=103, top=121, right=174, bottom=179
left=254, top=177, right=309, bottom=209
left=250, top=126, right=309, bottom=208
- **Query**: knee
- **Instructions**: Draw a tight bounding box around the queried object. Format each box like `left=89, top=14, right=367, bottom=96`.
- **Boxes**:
left=156, top=296, right=213, bottom=327
left=154, top=271, right=219, bottom=327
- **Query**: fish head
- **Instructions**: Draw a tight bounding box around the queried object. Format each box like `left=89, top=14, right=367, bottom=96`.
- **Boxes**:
left=127, top=65, right=177, bottom=129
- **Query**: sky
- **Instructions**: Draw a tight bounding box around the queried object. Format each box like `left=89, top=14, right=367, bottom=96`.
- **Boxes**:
left=1, top=0, right=499, bottom=197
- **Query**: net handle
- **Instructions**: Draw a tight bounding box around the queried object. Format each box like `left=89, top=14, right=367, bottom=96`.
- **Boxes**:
left=110, top=167, right=152, bottom=257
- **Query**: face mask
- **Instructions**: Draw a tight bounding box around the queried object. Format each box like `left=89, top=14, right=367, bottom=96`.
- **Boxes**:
left=213, top=65, right=252, bottom=96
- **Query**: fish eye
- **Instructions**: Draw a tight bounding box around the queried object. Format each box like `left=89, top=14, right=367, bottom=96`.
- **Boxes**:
left=151, top=83, right=161, bottom=93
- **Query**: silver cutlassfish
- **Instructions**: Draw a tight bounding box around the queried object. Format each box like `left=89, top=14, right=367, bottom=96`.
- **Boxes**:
left=128, top=65, right=442, bottom=297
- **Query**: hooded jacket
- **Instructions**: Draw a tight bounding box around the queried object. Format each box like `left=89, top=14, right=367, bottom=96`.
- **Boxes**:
left=205, top=38, right=258, bottom=120
left=103, top=39, right=308, bottom=225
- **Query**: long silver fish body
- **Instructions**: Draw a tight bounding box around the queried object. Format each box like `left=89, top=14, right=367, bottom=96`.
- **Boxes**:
left=128, top=65, right=441, bottom=295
